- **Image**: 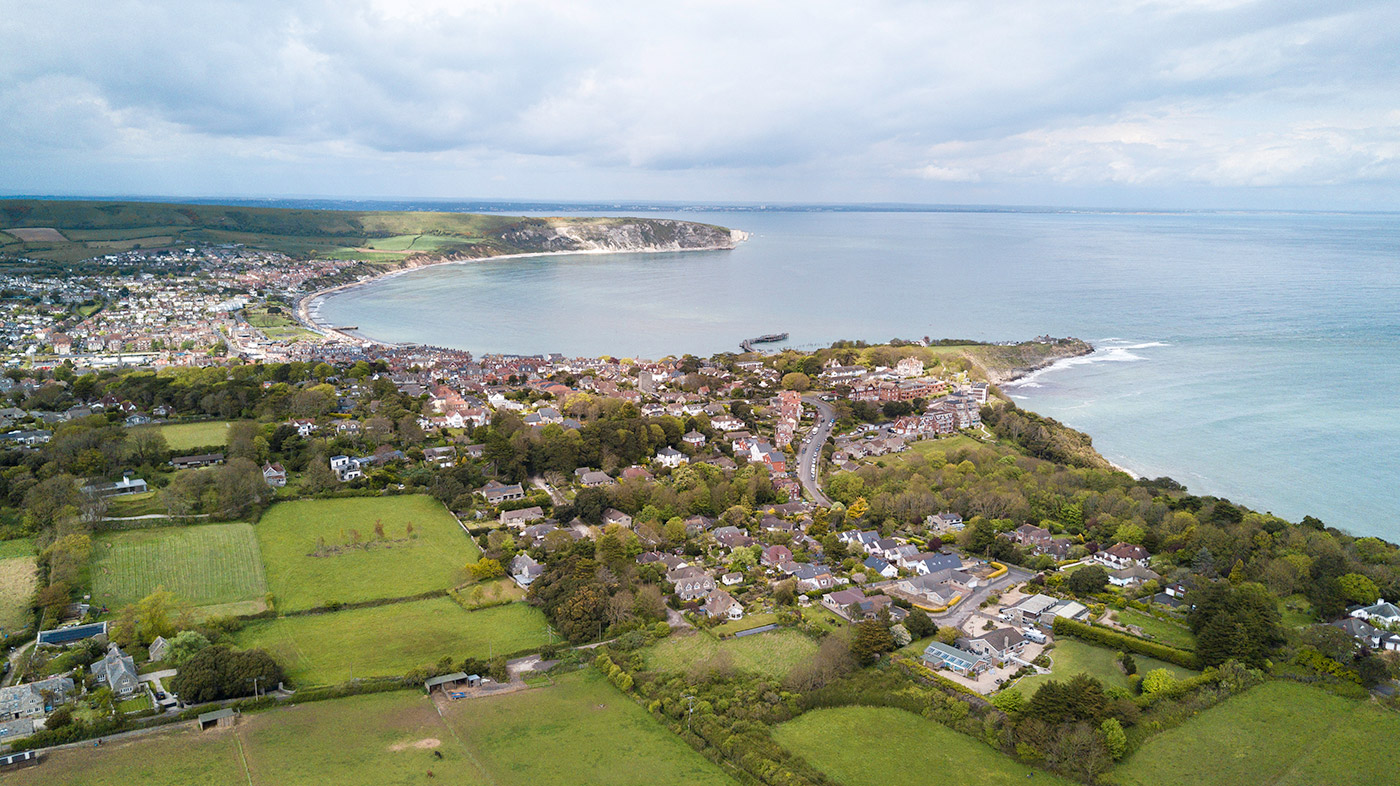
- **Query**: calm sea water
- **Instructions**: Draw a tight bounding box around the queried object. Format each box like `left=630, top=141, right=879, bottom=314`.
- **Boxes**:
left=319, top=210, right=1400, bottom=539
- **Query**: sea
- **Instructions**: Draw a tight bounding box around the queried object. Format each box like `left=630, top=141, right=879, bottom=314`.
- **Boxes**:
left=313, top=207, right=1400, bottom=540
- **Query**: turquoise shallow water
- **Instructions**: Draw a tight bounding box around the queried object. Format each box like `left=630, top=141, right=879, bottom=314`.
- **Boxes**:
left=319, top=210, right=1400, bottom=539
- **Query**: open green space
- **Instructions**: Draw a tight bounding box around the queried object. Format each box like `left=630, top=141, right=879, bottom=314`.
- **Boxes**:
left=1114, top=680, right=1400, bottom=786
left=1278, top=594, right=1316, bottom=628
left=256, top=495, right=479, bottom=612
left=15, top=671, right=735, bottom=786
left=92, top=522, right=268, bottom=611
left=1005, top=639, right=1194, bottom=697
left=645, top=628, right=817, bottom=679
left=234, top=598, right=550, bottom=686
left=105, top=490, right=166, bottom=518
left=0, top=554, right=37, bottom=633
left=116, top=692, right=154, bottom=714
left=0, top=537, right=33, bottom=559
left=140, top=420, right=232, bottom=451
left=711, top=611, right=779, bottom=635
left=442, top=669, right=737, bottom=786
left=1112, top=607, right=1196, bottom=650
left=775, top=706, right=1072, bottom=786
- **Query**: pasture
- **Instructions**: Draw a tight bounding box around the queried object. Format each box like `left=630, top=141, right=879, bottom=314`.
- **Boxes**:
left=14, top=671, right=736, bottom=786
left=1115, top=680, right=1400, bottom=786
left=1113, top=607, right=1196, bottom=649
left=256, top=495, right=479, bottom=611
left=774, top=706, right=1071, bottom=786
left=141, top=420, right=232, bottom=450
left=0, top=553, right=37, bottom=633
left=91, top=523, right=268, bottom=612
left=233, top=598, right=549, bottom=686
left=645, top=628, right=817, bottom=679
left=1005, top=639, right=1195, bottom=697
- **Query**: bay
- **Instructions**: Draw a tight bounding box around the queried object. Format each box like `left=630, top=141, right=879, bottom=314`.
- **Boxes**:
left=317, top=209, right=1400, bottom=539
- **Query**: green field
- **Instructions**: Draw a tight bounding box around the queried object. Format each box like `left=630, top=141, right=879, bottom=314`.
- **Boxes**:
left=0, top=538, right=33, bottom=559
left=105, top=490, right=166, bottom=518
left=14, top=671, right=735, bottom=786
left=0, top=554, right=37, bottom=633
left=92, top=523, right=268, bottom=611
left=1115, top=680, right=1400, bottom=786
left=1005, top=639, right=1195, bottom=697
left=775, top=706, right=1072, bottom=786
left=256, top=496, right=479, bottom=612
left=234, top=598, right=550, bottom=686
left=1113, top=607, right=1196, bottom=649
left=645, top=629, right=817, bottom=679
left=140, top=420, right=232, bottom=450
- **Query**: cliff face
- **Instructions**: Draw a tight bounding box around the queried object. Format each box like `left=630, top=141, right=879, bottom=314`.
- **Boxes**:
left=500, top=218, right=744, bottom=253
left=964, top=339, right=1095, bottom=386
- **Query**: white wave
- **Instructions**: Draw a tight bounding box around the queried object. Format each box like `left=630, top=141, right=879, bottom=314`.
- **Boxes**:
left=1005, top=341, right=1162, bottom=388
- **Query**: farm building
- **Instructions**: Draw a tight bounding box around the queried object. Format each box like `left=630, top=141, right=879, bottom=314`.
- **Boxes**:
left=424, top=672, right=482, bottom=695
left=197, top=708, right=238, bottom=731
left=0, top=750, right=39, bottom=771
left=36, top=621, right=108, bottom=647
left=171, top=452, right=225, bottom=469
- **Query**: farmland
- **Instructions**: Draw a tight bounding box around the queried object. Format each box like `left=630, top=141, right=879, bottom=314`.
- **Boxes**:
left=255, top=496, right=479, bottom=612
left=1114, top=680, right=1400, bottom=786
left=1005, top=639, right=1195, bottom=697
left=233, top=598, right=550, bottom=686
left=774, top=706, right=1072, bottom=786
left=91, top=523, right=268, bottom=611
left=645, top=629, right=817, bottom=679
left=13, top=671, right=736, bottom=786
left=140, top=420, right=232, bottom=451
left=0, top=551, right=37, bottom=633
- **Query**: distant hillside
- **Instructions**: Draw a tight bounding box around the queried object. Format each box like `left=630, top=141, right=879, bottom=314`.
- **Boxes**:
left=0, top=199, right=742, bottom=265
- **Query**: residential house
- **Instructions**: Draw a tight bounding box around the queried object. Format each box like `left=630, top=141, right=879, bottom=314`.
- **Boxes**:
left=500, top=506, right=544, bottom=527
left=793, top=564, right=836, bottom=593
left=603, top=508, right=633, bottom=527
left=683, top=431, right=707, bottom=446
left=1007, top=594, right=1059, bottom=628
left=1350, top=600, right=1400, bottom=627
left=668, top=566, right=717, bottom=602
left=863, top=555, right=899, bottom=579
left=721, top=572, right=744, bottom=586
left=262, top=462, right=287, bottom=487
left=480, top=480, right=525, bottom=505
left=423, top=446, right=457, bottom=467
left=1109, top=564, right=1162, bottom=588
left=580, top=471, right=615, bottom=488
left=922, top=641, right=990, bottom=676
left=171, top=452, right=224, bottom=470
left=0, top=675, right=75, bottom=720
left=761, top=545, right=793, bottom=567
left=148, top=636, right=169, bottom=662
left=960, top=628, right=1028, bottom=664
left=655, top=446, right=688, bottom=468
left=90, top=645, right=141, bottom=698
left=712, top=526, right=755, bottom=549
left=822, top=588, right=903, bottom=622
left=1095, top=542, right=1150, bottom=570
left=907, top=552, right=962, bottom=576
left=511, top=554, right=544, bottom=587
left=704, top=589, right=744, bottom=621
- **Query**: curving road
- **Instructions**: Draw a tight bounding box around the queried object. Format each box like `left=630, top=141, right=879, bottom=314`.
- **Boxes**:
left=797, top=395, right=835, bottom=506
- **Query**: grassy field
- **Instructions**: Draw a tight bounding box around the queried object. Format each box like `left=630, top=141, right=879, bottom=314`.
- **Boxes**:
left=234, top=598, right=550, bottom=686
left=775, top=706, right=1072, bottom=786
left=92, top=523, right=268, bottom=611
left=245, top=303, right=318, bottom=341
left=441, top=669, right=737, bottom=786
left=712, top=612, right=778, bottom=635
left=256, top=496, right=479, bottom=612
left=1006, top=639, right=1195, bottom=697
left=15, top=671, right=735, bottom=786
left=140, top=420, right=231, bottom=450
left=1115, top=680, right=1400, bottom=786
left=0, top=537, right=33, bottom=559
left=0, top=554, right=37, bottom=633
left=106, top=490, right=166, bottom=518
left=645, top=629, right=817, bottom=679
left=1112, top=607, right=1196, bottom=649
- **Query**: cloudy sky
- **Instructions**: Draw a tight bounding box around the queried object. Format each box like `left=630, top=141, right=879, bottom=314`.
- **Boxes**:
left=3, top=0, right=1398, bottom=208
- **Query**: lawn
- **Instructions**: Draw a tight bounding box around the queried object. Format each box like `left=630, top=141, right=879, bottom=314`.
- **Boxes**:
left=441, top=669, right=737, bottom=786
left=141, top=420, right=232, bottom=451
left=801, top=605, right=849, bottom=633
left=256, top=496, right=479, bottom=612
left=775, top=706, right=1072, bottom=786
left=14, top=672, right=735, bottom=786
left=92, top=523, right=268, bottom=611
left=1005, top=639, right=1195, bottom=697
left=106, top=490, right=166, bottom=518
left=233, top=598, right=550, bottom=686
left=116, top=692, right=153, bottom=714
left=1115, top=680, right=1400, bottom=786
left=1113, top=607, right=1196, bottom=650
left=0, top=537, right=34, bottom=559
left=712, top=611, right=779, bottom=635
left=645, top=628, right=817, bottom=679
left=0, top=554, right=37, bottom=634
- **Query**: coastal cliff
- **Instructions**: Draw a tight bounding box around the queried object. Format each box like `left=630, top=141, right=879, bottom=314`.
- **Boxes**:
left=500, top=217, right=746, bottom=253
left=966, top=338, right=1094, bottom=386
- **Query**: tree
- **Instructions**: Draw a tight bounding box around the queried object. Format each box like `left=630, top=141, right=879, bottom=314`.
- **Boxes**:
left=1338, top=573, right=1380, bottom=605
left=890, top=623, right=912, bottom=647
left=991, top=688, right=1025, bottom=716
left=1100, top=717, right=1127, bottom=760
left=1067, top=565, right=1109, bottom=596
left=169, top=645, right=285, bottom=701
left=780, top=372, right=811, bottom=392
left=164, top=630, right=211, bottom=666
left=1140, top=668, right=1177, bottom=696
left=470, top=558, right=506, bottom=580
left=904, top=608, right=937, bottom=638
left=850, top=619, right=895, bottom=664
left=1187, top=580, right=1283, bottom=667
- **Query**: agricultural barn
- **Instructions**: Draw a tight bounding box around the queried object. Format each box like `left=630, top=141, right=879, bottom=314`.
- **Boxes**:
left=424, top=672, right=482, bottom=694
left=197, top=708, right=238, bottom=731
left=36, top=621, right=108, bottom=647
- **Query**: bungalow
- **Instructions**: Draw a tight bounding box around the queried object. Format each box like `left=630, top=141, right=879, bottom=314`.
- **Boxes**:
left=171, top=452, right=224, bottom=470
left=908, top=552, right=962, bottom=576
left=84, top=475, right=148, bottom=497
left=960, top=628, right=1028, bottom=663
left=721, top=571, right=744, bottom=586
left=863, top=555, right=899, bottom=579
left=1095, top=542, right=1150, bottom=570
left=1007, top=593, right=1059, bottom=628
left=423, top=446, right=457, bottom=467
left=704, top=589, right=744, bottom=620
left=922, top=641, right=990, bottom=676
left=712, top=526, right=755, bottom=549
left=521, top=522, right=560, bottom=548
left=621, top=465, right=655, bottom=482
left=500, top=506, right=545, bottom=527
left=793, top=563, right=836, bottom=592
left=822, top=588, right=902, bottom=622
left=36, top=621, right=108, bottom=647
left=1109, top=564, right=1162, bottom=588
left=480, top=480, right=525, bottom=505
left=1045, top=598, right=1091, bottom=623
left=580, top=471, right=615, bottom=488
left=262, top=462, right=287, bottom=487
left=1334, top=617, right=1400, bottom=652
left=1350, top=600, right=1400, bottom=627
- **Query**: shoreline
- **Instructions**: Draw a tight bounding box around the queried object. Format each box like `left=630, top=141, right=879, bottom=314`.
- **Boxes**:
left=294, top=241, right=745, bottom=347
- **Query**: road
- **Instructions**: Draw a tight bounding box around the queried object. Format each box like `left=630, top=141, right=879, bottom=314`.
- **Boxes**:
left=797, top=395, right=836, bottom=506
left=939, top=561, right=1034, bottom=628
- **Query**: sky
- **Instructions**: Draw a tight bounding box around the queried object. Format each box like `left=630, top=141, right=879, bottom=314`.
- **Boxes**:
left=2, top=0, right=1399, bottom=209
